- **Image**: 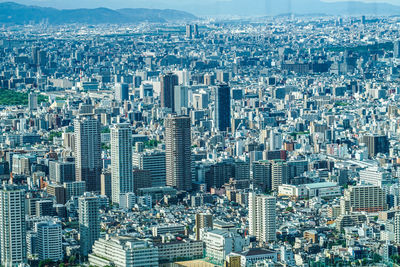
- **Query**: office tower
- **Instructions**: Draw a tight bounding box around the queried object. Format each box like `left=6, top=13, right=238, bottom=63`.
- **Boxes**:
left=186, top=24, right=193, bottom=38
left=133, top=169, right=151, bottom=194
left=271, top=160, right=289, bottom=191
left=174, top=85, right=188, bottom=114
left=394, top=40, right=400, bottom=59
left=63, top=181, right=86, bottom=201
left=195, top=213, right=213, bottom=240
left=46, top=184, right=66, bottom=204
left=74, top=115, right=102, bottom=192
left=36, top=199, right=55, bottom=217
left=165, top=115, right=192, bottom=191
left=362, top=134, right=389, bottom=158
left=193, top=24, right=199, bottom=38
left=253, top=160, right=289, bottom=192
left=28, top=92, right=38, bottom=111
left=205, top=162, right=233, bottom=190
left=214, top=84, right=231, bottom=132
left=78, top=192, right=100, bottom=257
left=269, top=131, right=283, bottom=150
left=395, top=212, right=400, bottom=244
left=192, top=91, right=209, bottom=110
left=340, top=185, right=387, bottom=214
left=252, top=161, right=272, bottom=192
left=49, top=160, right=75, bottom=184
left=0, top=186, right=27, bottom=266
left=32, top=46, right=39, bottom=65
left=114, top=83, right=129, bottom=102
left=132, top=150, right=166, bottom=187
left=248, top=193, right=276, bottom=242
left=100, top=170, right=112, bottom=199
left=111, top=123, right=133, bottom=204
left=160, top=73, right=178, bottom=111
left=36, top=221, right=63, bottom=261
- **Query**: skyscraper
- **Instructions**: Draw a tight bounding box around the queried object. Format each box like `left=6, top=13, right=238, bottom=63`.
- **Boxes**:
left=36, top=221, right=63, bottom=261
left=114, top=83, right=129, bottom=102
left=165, top=115, right=192, bottom=191
left=248, top=193, right=276, bottom=243
left=111, top=123, right=133, bottom=204
left=0, top=186, right=27, bottom=266
left=74, top=115, right=102, bottom=192
left=78, top=192, right=100, bottom=257
left=160, top=73, right=179, bottom=111
left=394, top=40, right=400, bottom=59
left=28, top=92, right=38, bottom=111
left=214, top=84, right=231, bottom=132
left=186, top=24, right=193, bottom=38
left=174, top=85, right=188, bottom=114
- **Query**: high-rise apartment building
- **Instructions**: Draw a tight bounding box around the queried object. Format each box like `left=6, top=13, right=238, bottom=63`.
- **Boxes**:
left=111, top=123, right=133, bottom=204
left=78, top=192, right=100, bottom=256
left=252, top=160, right=288, bottom=192
left=248, top=193, right=276, bottom=242
left=160, top=73, right=178, bottom=111
left=340, top=185, right=387, bottom=214
left=165, top=115, right=192, bottom=191
left=0, top=186, right=27, bottom=266
left=195, top=213, right=213, bottom=240
left=36, top=221, right=63, bottom=261
left=74, top=115, right=102, bottom=192
left=214, top=84, right=231, bottom=132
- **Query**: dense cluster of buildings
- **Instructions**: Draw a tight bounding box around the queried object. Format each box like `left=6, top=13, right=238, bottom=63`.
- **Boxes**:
left=1, top=14, right=400, bottom=267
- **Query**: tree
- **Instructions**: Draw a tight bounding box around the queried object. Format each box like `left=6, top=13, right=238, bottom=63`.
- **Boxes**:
left=39, top=259, right=54, bottom=267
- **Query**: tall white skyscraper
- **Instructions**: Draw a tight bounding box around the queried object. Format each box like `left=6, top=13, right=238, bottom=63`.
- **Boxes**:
left=36, top=221, right=63, bottom=261
left=111, top=123, right=133, bottom=204
left=248, top=192, right=276, bottom=242
left=74, top=115, right=102, bottom=192
left=0, top=186, right=27, bottom=266
left=79, top=192, right=100, bottom=257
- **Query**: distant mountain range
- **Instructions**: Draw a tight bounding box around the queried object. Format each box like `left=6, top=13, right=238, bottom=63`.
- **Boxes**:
left=1, top=0, right=400, bottom=23
left=0, top=2, right=197, bottom=24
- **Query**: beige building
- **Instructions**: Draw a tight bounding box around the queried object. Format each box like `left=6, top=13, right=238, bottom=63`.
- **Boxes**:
left=340, top=184, right=387, bottom=214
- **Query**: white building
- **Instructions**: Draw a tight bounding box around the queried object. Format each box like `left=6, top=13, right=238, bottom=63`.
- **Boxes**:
left=79, top=192, right=100, bottom=256
left=0, top=186, right=27, bottom=267
left=248, top=193, right=276, bottom=242
left=156, top=239, right=203, bottom=262
left=36, top=221, right=63, bottom=261
left=119, top=192, right=136, bottom=210
left=111, top=123, right=133, bottom=204
left=89, top=236, right=158, bottom=267
left=152, top=224, right=186, bottom=237
left=278, top=182, right=341, bottom=199
left=359, top=166, right=391, bottom=187
left=233, top=248, right=277, bottom=266
left=202, top=229, right=246, bottom=265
